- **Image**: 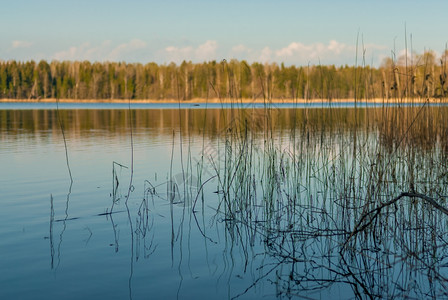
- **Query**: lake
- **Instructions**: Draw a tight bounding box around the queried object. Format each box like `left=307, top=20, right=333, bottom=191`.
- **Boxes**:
left=1, top=102, right=448, bottom=299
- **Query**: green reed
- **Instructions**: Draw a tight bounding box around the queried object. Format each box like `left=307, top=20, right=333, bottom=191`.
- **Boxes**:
left=136, top=55, right=448, bottom=298
left=191, top=98, right=448, bottom=297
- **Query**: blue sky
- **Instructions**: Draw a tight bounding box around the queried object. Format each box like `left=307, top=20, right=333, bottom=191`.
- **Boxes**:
left=1, top=0, right=447, bottom=66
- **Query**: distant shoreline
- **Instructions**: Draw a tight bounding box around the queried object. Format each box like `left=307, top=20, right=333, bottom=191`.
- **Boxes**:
left=0, top=98, right=439, bottom=104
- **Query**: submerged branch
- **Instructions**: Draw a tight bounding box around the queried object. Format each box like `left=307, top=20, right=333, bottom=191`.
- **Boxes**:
left=344, top=191, right=448, bottom=248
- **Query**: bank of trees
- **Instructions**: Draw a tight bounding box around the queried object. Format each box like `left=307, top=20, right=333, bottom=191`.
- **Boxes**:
left=0, top=51, right=447, bottom=100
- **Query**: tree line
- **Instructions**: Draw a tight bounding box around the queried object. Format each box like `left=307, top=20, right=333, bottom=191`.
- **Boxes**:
left=0, top=50, right=447, bottom=101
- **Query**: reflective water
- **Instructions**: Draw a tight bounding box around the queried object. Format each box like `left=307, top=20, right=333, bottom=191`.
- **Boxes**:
left=2, top=100, right=447, bottom=110
left=1, top=103, right=448, bottom=299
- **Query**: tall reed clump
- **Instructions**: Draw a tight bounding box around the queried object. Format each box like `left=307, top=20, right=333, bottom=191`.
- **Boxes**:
left=196, top=53, right=448, bottom=297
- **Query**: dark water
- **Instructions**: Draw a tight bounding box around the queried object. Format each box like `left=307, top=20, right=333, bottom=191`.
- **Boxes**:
left=1, top=103, right=448, bottom=299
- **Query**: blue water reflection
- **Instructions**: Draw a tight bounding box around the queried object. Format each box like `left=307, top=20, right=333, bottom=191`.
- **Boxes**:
left=1, top=106, right=447, bottom=299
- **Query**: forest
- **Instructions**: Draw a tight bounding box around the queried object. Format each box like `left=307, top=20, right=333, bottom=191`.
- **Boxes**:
left=0, top=50, right=447, bottom=101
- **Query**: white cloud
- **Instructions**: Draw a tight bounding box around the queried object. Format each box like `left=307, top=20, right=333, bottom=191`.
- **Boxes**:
left=107, top=39, right=147, bottom=61
left=162, top=40, right=218, bottom=63
left=52, top=39, right=147, bottom=61
left=12, top=40, right=33, bottom=49
left=164, top=45, right=194, bottom=63
left=275, top=40, right=355, bottom=62
left=47, top=38, right=387, bottom=66
left=276, top=42, right=310, bottom=57
left=231, top=44, right=250, bottom=54
left=228, top=40, right=388, bottom=66
left=53, top=42, right=110, bottom=61
left=53, top=42, right=90, bottom=60
left=195, top=40, right=217, bottom=61
left=328, top=40, right=345, bottom=54
left=259, top=47, right=273, bottom=62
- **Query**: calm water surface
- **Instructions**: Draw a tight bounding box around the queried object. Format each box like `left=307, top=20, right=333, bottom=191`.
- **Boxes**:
left=1, top=103, right=448, bottom=299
